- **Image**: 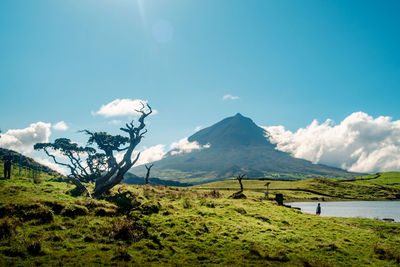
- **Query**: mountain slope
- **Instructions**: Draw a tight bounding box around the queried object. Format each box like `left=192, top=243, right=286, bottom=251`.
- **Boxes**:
left=131, top=114, right=359, bottom=184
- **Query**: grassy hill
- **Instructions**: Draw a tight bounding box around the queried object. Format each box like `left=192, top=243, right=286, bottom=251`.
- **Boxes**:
left=194, top=172, right=400, bottom=201
left=0, top=148, right=60, bottom=177
left=0, top=171, right=400, bottom=265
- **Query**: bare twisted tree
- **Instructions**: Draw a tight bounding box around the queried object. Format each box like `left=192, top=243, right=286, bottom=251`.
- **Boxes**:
left=34, top=103, right=152, bottom=198
left=229, top=174, right=247, bottom=199
left=144, top=164, right=154, bottom=185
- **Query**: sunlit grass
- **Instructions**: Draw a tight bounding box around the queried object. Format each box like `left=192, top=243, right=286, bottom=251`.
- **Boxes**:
left=0, top=172, right=399, bottom=265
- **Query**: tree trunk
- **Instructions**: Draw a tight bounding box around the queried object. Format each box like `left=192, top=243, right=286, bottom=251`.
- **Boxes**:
left=69, top=177, right=92, bottom=198
left=238, top=178, right=243, bottom=193
left=145, top=164, right=154, bottom=185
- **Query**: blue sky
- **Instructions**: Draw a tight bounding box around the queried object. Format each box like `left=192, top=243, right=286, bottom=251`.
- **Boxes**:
left=1, top=0, right=400, bottom=172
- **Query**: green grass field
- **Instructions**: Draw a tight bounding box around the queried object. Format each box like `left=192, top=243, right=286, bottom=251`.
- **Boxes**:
left=194, top=172, right=400, bottom=201
left=0, top=171, right=399, bottom=266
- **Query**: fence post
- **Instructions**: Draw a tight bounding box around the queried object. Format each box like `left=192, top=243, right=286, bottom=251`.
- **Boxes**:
left=19, top=154, right=22, bottom=175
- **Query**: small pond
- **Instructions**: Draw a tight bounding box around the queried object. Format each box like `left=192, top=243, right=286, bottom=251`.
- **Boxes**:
left=287, top=201, right=400, bottom=222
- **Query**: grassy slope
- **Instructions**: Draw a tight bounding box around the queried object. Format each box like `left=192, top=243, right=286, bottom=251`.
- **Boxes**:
left=0, top=173, right=399, bottom=266
left=194, top=172, right=400, bottom=201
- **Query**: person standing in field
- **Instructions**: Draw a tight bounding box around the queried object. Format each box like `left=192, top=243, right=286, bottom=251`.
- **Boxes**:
left=316, top=203, right=321, bottom=216
left=3, top=154, right=12, bottom=179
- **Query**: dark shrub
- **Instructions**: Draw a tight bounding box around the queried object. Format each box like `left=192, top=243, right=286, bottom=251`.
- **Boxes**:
left=2, top=247, right=25, bottom=258
left=255, top=216, right=271, bottom=223
left=105, top=192, right=141, bottom=214
left=318, top=243, right=338, bottom=251
left=0, top=217, right=17, bottom=240
left=0, top=204, right=16, bottom=219
left=27, top=240, right=42, bottom=256
left=61, top=205, right=88, bottom=218
left=139, top=201, right=160, bottom=215
left=44, top=201, right=65, bottom=215
left=229, top=192, right=247, bottom=199
left=111, top=247, right=132, bottom=262
left=110, top=219, right=149, bottom=243
left=47, top=234, right=64, bottom=242
left=23, top=204, right=54, bottom=224
left=374, top=243, right=400, bottom=263
left=84, top=236, right=95, bottom=242
left=94, top=207, right=117, bottom=217
left=203, top=190, right=221, bottom=198
left=234, top=207, right=247, bottom=214
left=33, top=177, right=42, bottom=184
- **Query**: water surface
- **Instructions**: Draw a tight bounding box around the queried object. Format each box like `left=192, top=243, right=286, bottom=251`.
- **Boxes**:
left=287, top=201, right=400, bottom=222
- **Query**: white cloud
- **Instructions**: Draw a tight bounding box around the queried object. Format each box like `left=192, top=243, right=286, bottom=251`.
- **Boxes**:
left=123, top=138, right=211, bottom=167
left=115, top=144, right=166, bottom=167
left=0, top=122, right=52, bottom=153
left=194, top=126, right=202, bottom=132
left=222, top=94, right=239, bottom=101
left=53, top=121, right=68, bottom=131
left=135, top=144, right=166, bottom=166
left=93, top=99, right=156, bottom=118
left=170, top=137, right=210, bottom=155
left=263, top=112, right=400, bottom=173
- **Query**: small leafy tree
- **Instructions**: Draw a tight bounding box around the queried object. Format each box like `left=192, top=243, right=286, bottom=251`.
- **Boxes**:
left=34, top=103, right=152, bottom=198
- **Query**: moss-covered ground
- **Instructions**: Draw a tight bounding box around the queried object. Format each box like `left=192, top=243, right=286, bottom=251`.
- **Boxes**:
left=0, top=172, right=399, bottom=266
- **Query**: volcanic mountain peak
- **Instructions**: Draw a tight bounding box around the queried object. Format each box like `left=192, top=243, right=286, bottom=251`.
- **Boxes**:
left=188, top=113, right=273, bottom=148
left=130, top=113, right=357, bottom=184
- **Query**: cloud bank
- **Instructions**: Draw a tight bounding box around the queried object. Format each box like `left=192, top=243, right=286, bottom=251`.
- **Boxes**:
left=0, top=122, right=52, bottom=153
left=222, top=94, right=239, bottom=101
left=132, top=138, right=211, bottom=166
left=263, top=112, right=400, bottom=173
left=53, top=121, right=68, bottom=131
left=135, top=144, right=166, bottom=166
left=93, top=99, right=155, bottom=118
left=170, top=138, right=210, bottom=156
